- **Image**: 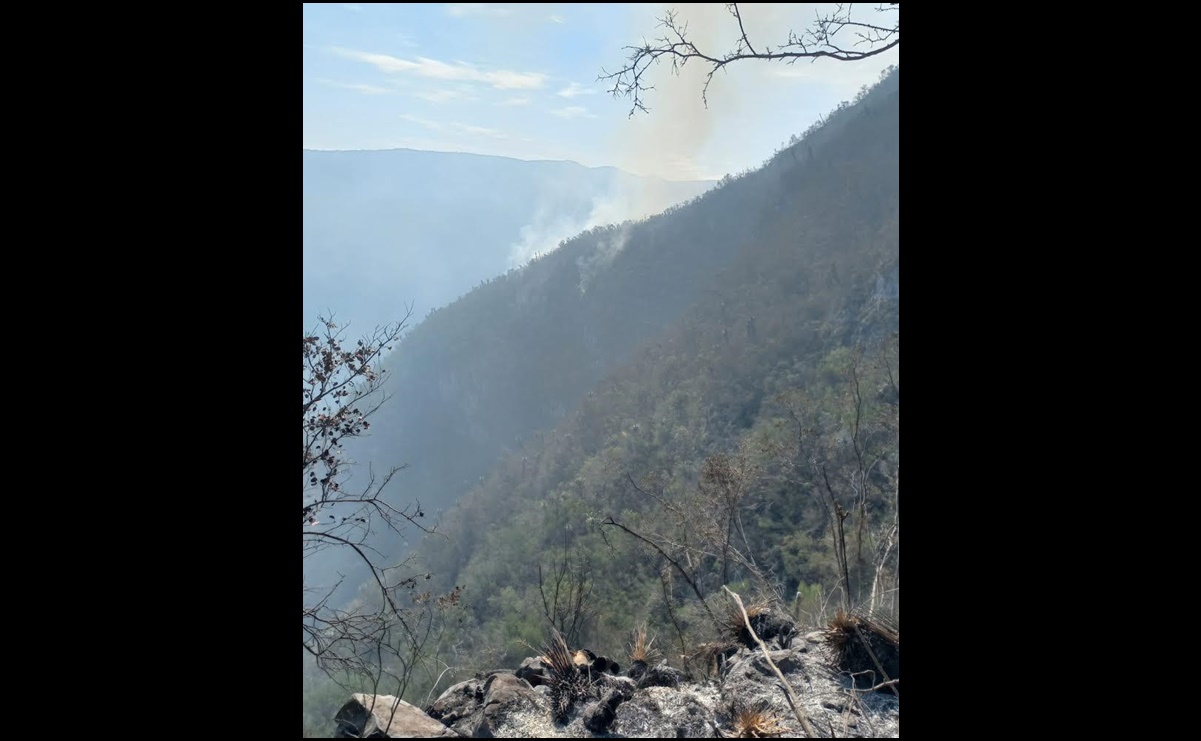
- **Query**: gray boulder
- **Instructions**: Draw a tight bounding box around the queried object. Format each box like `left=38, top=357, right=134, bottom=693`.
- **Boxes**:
left=425, top=679, right=485, bottom=736
left=334, top=693, right=461, bottom=738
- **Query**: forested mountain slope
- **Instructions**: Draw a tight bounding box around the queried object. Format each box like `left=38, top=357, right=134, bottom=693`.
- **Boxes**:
left=354, top=67, right=893, bottom=525
left=416, top=68, right=899, bottom=655
left=306, top=70, right=899, bottom=731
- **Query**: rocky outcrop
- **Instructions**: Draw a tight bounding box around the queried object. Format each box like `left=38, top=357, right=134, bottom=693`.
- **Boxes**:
left=425, top=678, right=486, bottom=736
left=336, top=627, right=899, bottom=737
left=475, top=672, right=544, bottom=738
left=334, top=693, right=461, bottom=738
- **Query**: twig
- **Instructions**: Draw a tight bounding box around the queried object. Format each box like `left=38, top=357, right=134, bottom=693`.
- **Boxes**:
left=722, top=585, right=816, bottom=738
left=602, top=515, right=720, bottom=627
left=660, top=566, right=690, bottom=674
left=851, top=678, right=898, bottom=693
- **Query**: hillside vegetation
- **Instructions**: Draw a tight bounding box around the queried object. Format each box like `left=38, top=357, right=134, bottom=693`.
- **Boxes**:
left=304, top=66, right=899, bottom=733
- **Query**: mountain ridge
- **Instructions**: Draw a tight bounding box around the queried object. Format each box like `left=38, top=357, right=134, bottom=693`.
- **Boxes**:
left=303, top=148, right=714, bottom=333
left=303, top=147, right=710, bottom=184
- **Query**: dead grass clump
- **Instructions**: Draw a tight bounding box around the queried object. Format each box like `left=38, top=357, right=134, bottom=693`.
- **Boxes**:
left=730, top=699, right=787, bottom=738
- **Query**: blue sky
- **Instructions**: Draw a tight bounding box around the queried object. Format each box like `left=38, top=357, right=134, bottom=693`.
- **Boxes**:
left=303, top=3, right=899, bottom=181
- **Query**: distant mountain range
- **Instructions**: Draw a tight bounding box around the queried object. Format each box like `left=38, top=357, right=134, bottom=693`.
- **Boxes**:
left=303, top=149, right=714, bottom=333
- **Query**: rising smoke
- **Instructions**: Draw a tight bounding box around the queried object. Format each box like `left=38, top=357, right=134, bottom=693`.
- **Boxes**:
left=506, top=179, right=690, bottom=270
left=576, top=222, right=631, bottom=295
left=506, top=5, right=740, bottom=272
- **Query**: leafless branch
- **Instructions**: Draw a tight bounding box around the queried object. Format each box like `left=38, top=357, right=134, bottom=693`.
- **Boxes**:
left=602, top=514, right=721, bottom=628
left=303, top=306, right=461, bottom=701
left=722, top=585, right=817, bottom=738
left=600, top=3, right=899, bottom=116
left=849, top=677, right=899, bottom=693
left=537, top=532, right=594, bottom=646
left=659, top=565, right=691, bottom=675
left=821, top=466, right=853, bottom=612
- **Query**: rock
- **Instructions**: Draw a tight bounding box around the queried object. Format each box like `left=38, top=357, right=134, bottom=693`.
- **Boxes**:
left=727, top=649, right=805, bottom=679
left=333, top=622, right=898, bottom=738
left=626, top=658, right=648, bottom=682
left=475, top=672, right=542, bottom=738
left=334, top=693, right=461, bottom=738
left=583, top=686, right=627, bottom=732
left=636, top=663, right=687, bottom=690
left=611, top=687, right=719, bottom=738
left=580, top=671, right=640, bottom=732
left=515, top=657, right=550, bottom=687
left=426, top=679, right=485, bottom=736
left=594, top=673, right=636, bottom=698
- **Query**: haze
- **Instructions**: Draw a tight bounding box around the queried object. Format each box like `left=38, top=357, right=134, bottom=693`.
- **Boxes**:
left=304, top=2, right=897, bottom=332
left=303, top=4, right=900, bottom=736
left=304, top=3, right=898, bottom=179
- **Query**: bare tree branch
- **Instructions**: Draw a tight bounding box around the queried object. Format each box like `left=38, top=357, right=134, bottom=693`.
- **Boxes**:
left=302, top=307, right=462, bottom=704
left=537, top=531, right=595, bottom=646
left=601, top=514, right=721, bottom=628
left=722, top=585, right=817, bottom=738
left=600, top=3, right=900, bottom=116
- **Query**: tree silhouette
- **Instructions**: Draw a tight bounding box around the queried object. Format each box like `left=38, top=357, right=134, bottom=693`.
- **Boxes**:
left=302, top=308, right=452, bottom=695
left=601, top=3, right=899, bottom=116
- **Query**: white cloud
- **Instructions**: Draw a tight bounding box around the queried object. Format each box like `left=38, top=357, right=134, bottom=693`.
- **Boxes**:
left=315, top=79, right=390, bottom=95
left=397, top=116, right=506, bottom=140
left=446, top=3, right=512, bottom=17
left=416, top=88, right=477, bottom=103
left=550, top=106, right=597, bottom=120
left=497, top=97, right=530, bottom=106
left=557, top=83, right=595, bottom=99
left=547, top=14, right=565, bottom=23
left=450, top=122, right=507, bottom=139
left=398, top=114, right=444, bottom=130
left=332, top=47, right=546, bottom=90
left=484, top=69, right=548, bottom=90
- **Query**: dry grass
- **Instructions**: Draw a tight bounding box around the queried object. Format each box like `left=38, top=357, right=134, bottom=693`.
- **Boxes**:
left=722, top=601, right=763, bottom=636
left=824, top=609, right=858, bottom=663
left=540, top=628, right=576, bottom=679
left=824, top=609, right=900, bottom=694
left=730, top=700, right=787, bottom=738
left=689, top=640, right=740, bottom=678
left=627, top=623, right=661, bottom=665
left=720, top=597, right=770, bottom=644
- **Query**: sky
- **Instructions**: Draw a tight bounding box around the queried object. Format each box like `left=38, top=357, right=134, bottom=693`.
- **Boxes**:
left=303, top=3, right=899, bottom=181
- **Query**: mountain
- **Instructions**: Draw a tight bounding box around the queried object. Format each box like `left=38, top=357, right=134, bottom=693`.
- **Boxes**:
left=348, top=68, right=897, bottom=534
left=303, top=149, right=713, bottom=333
left=304, top=67, right=899, bottom=731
